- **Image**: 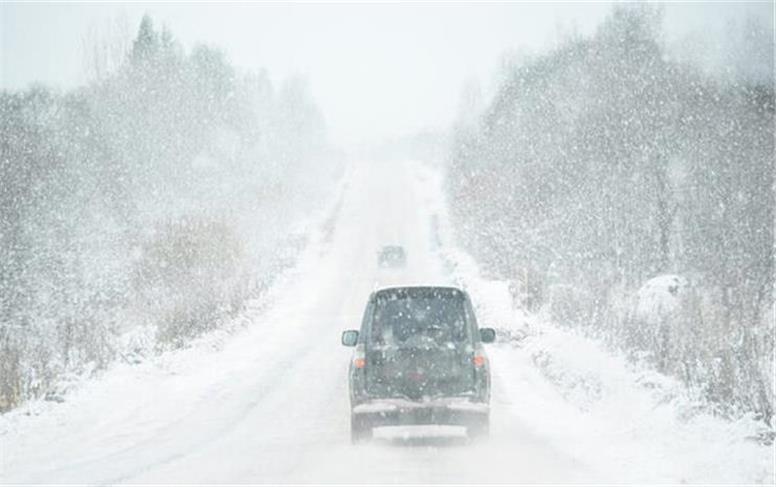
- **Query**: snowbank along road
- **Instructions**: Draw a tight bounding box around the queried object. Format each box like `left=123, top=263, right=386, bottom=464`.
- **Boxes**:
left=1, top=159, right=771, bottom=484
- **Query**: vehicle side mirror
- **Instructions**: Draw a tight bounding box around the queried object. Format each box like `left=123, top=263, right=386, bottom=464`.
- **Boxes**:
left=479, top=328, right=496, bottom=344
left=341, top=330, right=359, bottom=347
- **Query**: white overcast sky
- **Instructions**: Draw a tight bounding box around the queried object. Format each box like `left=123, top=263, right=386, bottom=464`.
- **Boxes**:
left=1, top=2, right=772, bottom=146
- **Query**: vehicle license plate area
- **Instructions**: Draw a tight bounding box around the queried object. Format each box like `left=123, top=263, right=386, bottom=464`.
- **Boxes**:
left=399, top=407, right=436, bottom=424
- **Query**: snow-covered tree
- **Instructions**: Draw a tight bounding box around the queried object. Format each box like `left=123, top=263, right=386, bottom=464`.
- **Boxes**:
left=447, top=4, right=774, bottom=422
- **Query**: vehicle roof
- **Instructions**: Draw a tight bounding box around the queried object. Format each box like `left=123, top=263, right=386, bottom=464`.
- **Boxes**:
left=372, top=285, right=466, bottom=296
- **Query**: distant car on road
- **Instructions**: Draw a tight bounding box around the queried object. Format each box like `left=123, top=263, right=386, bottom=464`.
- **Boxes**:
left=377, top=245, right=407, bottom=268
left=341, top=286, right=495, bottom=443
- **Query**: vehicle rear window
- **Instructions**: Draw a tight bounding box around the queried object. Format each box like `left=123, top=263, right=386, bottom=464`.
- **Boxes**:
left=369, top=289, right=470, bottom=347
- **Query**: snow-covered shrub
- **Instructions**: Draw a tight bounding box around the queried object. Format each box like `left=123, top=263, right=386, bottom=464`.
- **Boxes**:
left=635, top=275, right=689, bottom=325
left=0, top=339, right=22, bottom=411
left=546, top=283, right=596, bottom=327
left=506, top=266, right=545, bottom=312
left=132, top=217, right=247, bottom=346
left=629, top=275, right=692, bottom=370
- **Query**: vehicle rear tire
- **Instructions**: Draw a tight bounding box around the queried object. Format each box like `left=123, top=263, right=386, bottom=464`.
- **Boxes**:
left=467, top=415, right=490, bottom=440
left=350, top=414, right=373, bottom=444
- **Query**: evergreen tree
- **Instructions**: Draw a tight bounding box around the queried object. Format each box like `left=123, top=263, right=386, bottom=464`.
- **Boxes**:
left=130, top=14, right=159, bottom=64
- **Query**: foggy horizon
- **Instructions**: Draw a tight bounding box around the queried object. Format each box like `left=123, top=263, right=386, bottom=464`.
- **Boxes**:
left=2, top=2, right=772, bottom=145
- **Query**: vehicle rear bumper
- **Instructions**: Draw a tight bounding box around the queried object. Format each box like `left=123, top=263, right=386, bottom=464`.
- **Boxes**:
left=352, top=398, right=489, bottom=427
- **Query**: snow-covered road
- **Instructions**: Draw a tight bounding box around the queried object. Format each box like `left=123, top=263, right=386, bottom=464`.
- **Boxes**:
left=2, top=160, right=771, bottom=484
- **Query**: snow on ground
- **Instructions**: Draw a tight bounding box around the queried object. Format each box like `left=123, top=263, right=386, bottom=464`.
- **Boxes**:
left=1, top=159, right=772, bottom=484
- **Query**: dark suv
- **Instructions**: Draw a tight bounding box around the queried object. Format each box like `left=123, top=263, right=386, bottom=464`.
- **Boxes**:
left=341, top=286, right=495, bottom=443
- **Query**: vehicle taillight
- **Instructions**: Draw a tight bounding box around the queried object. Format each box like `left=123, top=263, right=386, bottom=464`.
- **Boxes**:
left=472, top=355, right=486, bottom=367
left=354, top=357, right=366, bottom=369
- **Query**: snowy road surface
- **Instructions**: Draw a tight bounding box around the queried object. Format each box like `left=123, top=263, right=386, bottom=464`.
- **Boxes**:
left=1, top=160, right=770, bottom=484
